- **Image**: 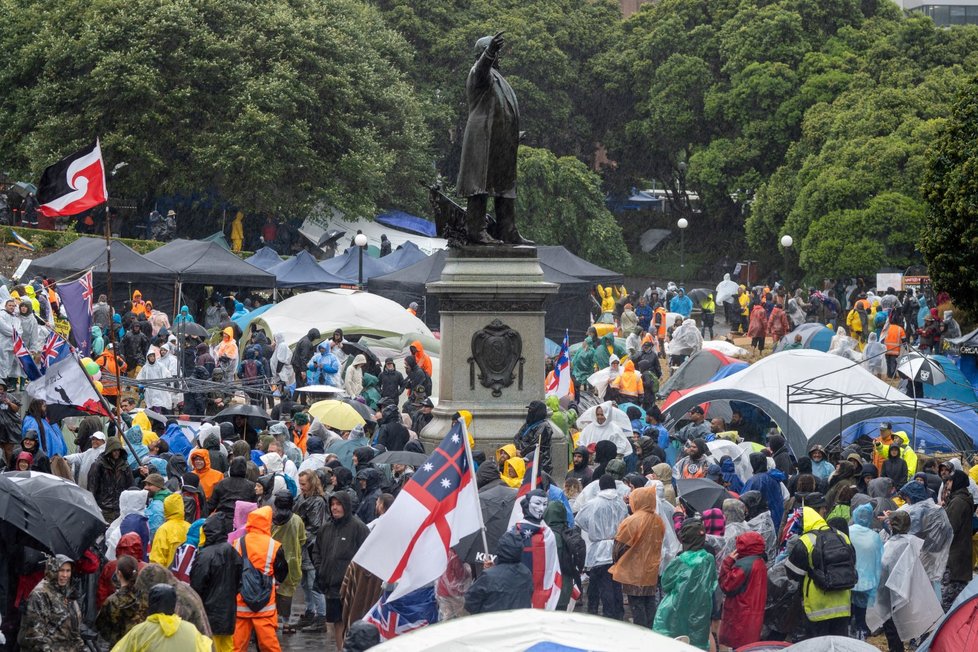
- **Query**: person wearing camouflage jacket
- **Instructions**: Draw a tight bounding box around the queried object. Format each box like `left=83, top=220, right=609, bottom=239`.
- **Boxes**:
left=18, top=555, right=84, bottom=652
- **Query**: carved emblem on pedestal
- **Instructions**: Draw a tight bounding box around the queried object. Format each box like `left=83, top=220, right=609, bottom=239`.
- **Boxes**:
left=469, top=319, right=524, bottom=397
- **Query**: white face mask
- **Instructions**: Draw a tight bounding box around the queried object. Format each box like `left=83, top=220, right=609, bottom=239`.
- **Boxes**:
left=527, top=495, right=548, bottom=520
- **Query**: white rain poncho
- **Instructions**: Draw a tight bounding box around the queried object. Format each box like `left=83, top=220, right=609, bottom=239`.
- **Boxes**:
left=106, top=489, right=148, bottom=560
left=866, top=534, right=944, bottom=641
left=862, top=332, right=886, bottom=375
left=576, top=401, right=632, bottom=455
left=586, top=358, right=621, bottom=401
left=701, top=340, right=749, bottom=358
left=273, top=333, right=295, bottom=385
left=666, top=319, right=703, bottom=356
left=747, top=511, right=778, bottom=560
left=136, top=356, right=173, bottom=410
left=829, top=329, right=863, bottom=363
left=575, top=488, right=629, bottom=567
left=648, top=479, right=681, bottom=573
left=707, top=439, right=752, bottom=483
left=710, top=499, right=751, bottom=565
left=573, top=478, right=630, bottom=515
left=716, top=274, right=740, bottom=305
left=899, top=498, right=952, bottom=582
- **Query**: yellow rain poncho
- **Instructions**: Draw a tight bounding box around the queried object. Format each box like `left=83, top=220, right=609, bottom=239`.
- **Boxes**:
left=149, top=494, right=190, bottom=567
left=110, top=613, right=212, bottom=652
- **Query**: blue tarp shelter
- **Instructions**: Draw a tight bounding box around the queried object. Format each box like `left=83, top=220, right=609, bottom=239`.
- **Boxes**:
left=925, top=355, right=978, bottom=404
left=375, top=210, right=437, bottom=237
left=382, top=241, right=429, bottom=271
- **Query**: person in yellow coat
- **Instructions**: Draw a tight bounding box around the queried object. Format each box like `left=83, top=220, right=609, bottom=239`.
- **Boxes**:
left=230, top=211, right=244, bottom=252
left=149, top=493, right=190, bottom=567
left=596, top=285, right=616, bottom=313
left=111, top=583, right=212, bottom=652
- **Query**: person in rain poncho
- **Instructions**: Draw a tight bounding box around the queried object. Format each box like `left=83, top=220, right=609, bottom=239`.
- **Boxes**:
left=214, top=327, right=238, bottom=366
left=592, top=332, right=626, bottom=371
left=343, top=354, right=366, bottom=399
left=668, top=318, right=703, bottom=361
left=63, top=430, right=106, bottom=490
left=576, top=475, right=629, bottom=620
left=670, top=289, right=693, bottom=318
left=19, top=555, right=84, bottom=651
left=137, top=351, right=173, bottom=412
left=866, top=511, right=943, bottom=651
left=718, top=531, right=768, bottom=649
left=610, top=486, right=665, bottom=628
left=17, top=300, right=43, bottom=351
left=150, top=493, right=191, bottom=567
left=862, top=332, right=886, bottom=377
left=746, top=304, right=768, bottom=352
left=716, top=274, right=740, bottom=323
left=307, top=342, right=340, bottom=387
left=576, top=402, right=631, bottom=456
left=173, top=305, right=195, bottom=325
left=711, top=498, right=751, bottom=563
left=897, top=480, right=952, bottom=596
left=114, top=582, right=212, bottom=652
left=829, top=328, right=863, bottom=362
left=941, top=470, right=975, bottom=611
left=848, top=503, right=883, bottom=640
left=653, top=518, right=717, bottom=650
left=105, top=489, right=150, bottom=562
left=741, top=490, right=778, bottom=560
left=271, top=333, right=295, bottom=392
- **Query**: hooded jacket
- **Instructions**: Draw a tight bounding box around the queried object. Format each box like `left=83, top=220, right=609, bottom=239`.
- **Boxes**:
left=314, top=492, right=370, bottom=598
left=410, top=340, right=433, bottom=377
left=200, top=427, right=228, bottom=474
left=880, top=443, right=908, bottom=487
left=270, top=492, right=306, bottom=598
left=378, top=359, right=405, bottom=401
left=718, top=531, right=768, bottom=649
left=463, top=530, right=533, bottom=614
left=208, top=456, right=258, bottom=520
left=189, top=449, right=224, bottom=500
left=514, top=400, right=554, bottom=475
left=149, top=493, right=191, bottom=567
left=97, top=531, right=147, bottom=609
left=88, top=437, right=136, bottom=519
left=785, top=507, right=852, bottom=622
left=293, top=328, right=320, bottom=376
left=376, top=404, right=410, bottom=452
left=611, top=359, right=643, bottom=398
left=767, top=434, right=793, bottom=476
left=567, top=446, right=592, bottom=484
left=231, top=506, right=288, bottom=616
left=610, top=487, right=664, bottom=588
left=355, top=467, right=385, bottom=524
left=576, top=487, right=629, bottom=567
left=944, top=471, right=975, bottom=582
left=190, top=513, right=243, bottom=635
left=741, top=452, right=785, bottom=530
left=19, top=555, right=84, bottom=652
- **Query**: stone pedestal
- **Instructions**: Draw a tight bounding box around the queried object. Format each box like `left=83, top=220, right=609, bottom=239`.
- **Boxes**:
left=421, top=246, right=567, bottom=479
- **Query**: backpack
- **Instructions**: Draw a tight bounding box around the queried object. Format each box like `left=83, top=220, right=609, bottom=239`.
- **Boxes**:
left=241, top=359, right=259, bottom=380
left=808, top=528, right=857, bottom=591
left=562, top=525, right=587, bottom=575
left=238, top=535, right=275, bottom=612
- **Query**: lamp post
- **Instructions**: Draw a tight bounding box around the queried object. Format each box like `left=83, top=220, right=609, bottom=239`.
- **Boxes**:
left=677, top=217, right=689, bottom=286
left=781, top=234, right=793, bottom=285
left=354, top=233, right=368, bottom=289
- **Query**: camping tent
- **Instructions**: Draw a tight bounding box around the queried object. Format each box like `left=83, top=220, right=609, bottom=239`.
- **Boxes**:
left=946, top=328, right=978, bottom=388
left=250, top=288, right=434, bottom=348
left=367, top=247, right=598, bottom=339
left=840, top=401, right=978, bottom=452
left=320, top=247, right=395, bottom=284
left=658, top=349, right=746, bottom=399
left=27, top=236, right=178, bottom=312
left=661, top=350, right=975, bottom=454
left=268, top=251, right=346, bottom=289
left=144, top=239, right=276, bottom=288
left=536, top=245, right=623, bottom=284
left=245, top=247, right=284, bottom=271
left=381, top=240, right=429, bottom=271
left=374, top=609, right=697, bottom=652
left=924, top=355, right=978, bottom=404
left=918, top=575, right=978, bottom=651
left=774, top=323, right=834, bottom=353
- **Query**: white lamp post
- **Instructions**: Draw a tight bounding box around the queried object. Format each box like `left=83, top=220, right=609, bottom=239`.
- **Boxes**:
left=354, top=233, right=368, bottom=289
left=677, top=217, right=689, bottom=286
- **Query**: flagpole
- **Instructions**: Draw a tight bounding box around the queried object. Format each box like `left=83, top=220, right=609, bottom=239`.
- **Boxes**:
left=530, top=435, right=541, bottom=490
left=102, top=195, right=123, bottom=421
left=73, top=350, right=139, bottom=461
left=459, top=418, right=490, bottom=563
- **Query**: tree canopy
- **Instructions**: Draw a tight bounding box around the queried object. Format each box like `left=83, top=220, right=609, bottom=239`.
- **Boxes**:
left=0, top=0, right=432, bottom=217
left=921, top=74, right=978, bottom=315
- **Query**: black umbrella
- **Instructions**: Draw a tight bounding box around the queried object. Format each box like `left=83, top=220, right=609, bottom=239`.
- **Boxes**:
left=687, top=288, right=713, bottom=307
left=896, top=354, right=947, bottom=385
left=340, top=398, right=377, bottom=423
left=213, top=404, right=271, bottom=423
left=676, top=478, right=728, bottom=513
left=0, top=474, right=55, bottom=554
left=172, top=322, right=210, bottom=339
left=372, top=450, right=428, bottom=467
left=3, top=471, right=107, bottom=558
left=342, top=340, right=381, bottom=376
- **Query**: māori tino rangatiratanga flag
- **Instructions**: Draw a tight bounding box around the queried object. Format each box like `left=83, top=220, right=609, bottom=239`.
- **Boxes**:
left=37, top=140, right=107, bottom=217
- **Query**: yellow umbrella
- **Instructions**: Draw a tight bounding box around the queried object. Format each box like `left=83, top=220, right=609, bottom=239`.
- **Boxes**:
left=308, top=400, right=366, bottom=431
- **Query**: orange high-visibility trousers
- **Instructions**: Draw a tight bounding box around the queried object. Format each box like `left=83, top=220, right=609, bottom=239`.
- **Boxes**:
left=233, top=614, right=281, bottom=652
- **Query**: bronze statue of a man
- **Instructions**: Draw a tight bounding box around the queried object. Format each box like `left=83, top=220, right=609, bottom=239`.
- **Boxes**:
left=456, top=32, right=532, bottom=246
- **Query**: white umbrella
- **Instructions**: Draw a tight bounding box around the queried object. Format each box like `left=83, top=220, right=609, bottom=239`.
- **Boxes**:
left=707, top=439, right=752, bottom=482
left=374, top=609, right=700, bottom=651
left=295, top=385, right=346, bottom=395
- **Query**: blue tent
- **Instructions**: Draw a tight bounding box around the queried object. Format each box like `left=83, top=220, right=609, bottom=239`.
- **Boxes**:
left=245, top=247, right=283, bottom=271
left=320, top=247, right=395, bottom=283
left=708, top=362, right=749, bottom=382
left=269, top=251, right=346, bottom=289
left=382, top=241, right=429, bottom=271
left=375, top=210, right=437, bottom=237
left=774, top=323, right=834, bottom=353
left=840, top=400, right=978, bottom=452
left=924, top=355, right=978, bottom=404
left=200, top=231, right=231, bottom=250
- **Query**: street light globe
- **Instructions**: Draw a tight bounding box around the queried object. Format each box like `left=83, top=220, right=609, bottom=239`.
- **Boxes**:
left=780, top=234, right=793, bottom=248
left=677, top=218, right=689, bottom=230
left=354, top=233, right=368, bottom=247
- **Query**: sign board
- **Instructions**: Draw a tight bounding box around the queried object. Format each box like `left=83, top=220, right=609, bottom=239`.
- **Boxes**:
left=876, top=273, right=903, bottom=292
left=904, top=275, right=931, bottom=297
left=12, top=258, right=31, bottom=281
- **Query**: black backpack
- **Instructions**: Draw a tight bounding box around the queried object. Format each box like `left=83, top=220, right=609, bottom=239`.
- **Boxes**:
left=808, top=528, right=857, bottom=591
left=238, top=536, right=274, bottom=612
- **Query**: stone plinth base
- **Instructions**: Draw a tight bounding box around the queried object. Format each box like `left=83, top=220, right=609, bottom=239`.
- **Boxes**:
left=421, top=246, right=567, bottom=480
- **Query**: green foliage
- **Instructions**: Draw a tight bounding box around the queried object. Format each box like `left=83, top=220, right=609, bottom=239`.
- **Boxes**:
left=515, top=147, right=630, bottom=269
left=921, top=74, right=978, bottom=316
left=0, top=0, right=432, bottom=218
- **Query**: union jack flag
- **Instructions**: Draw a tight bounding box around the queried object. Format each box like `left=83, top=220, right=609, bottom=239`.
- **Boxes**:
left=352, top=421, right=482, bottom=601
left=363, top=586, right=438, bottom=641
left=13, top=330, right=41, bottom=380
left=39, top=331, right=71, bottom=371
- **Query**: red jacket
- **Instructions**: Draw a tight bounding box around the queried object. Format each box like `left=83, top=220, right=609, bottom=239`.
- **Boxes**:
left=718, top=531, right=768, bottom=649
left=97, top=533, right=146, bottom=608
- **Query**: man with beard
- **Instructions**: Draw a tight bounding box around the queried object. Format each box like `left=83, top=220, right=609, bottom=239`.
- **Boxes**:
left=567, top=446, right=592, bottom=485
left=673, top=438, right=710, bottom=480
